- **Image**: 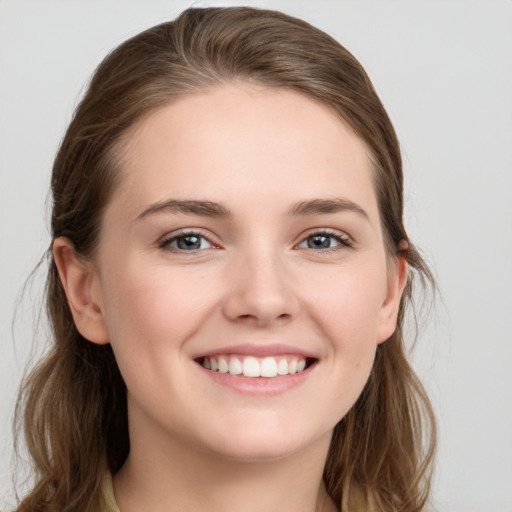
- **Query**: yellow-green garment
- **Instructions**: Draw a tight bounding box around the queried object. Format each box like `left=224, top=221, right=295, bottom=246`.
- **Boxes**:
left=100, top=474, right=370, bottom=512
left=101, top=474, right=120, bottom=512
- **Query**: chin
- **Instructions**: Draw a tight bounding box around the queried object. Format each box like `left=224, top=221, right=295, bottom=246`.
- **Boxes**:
left=200, top=421, right=328, bottom=463
left=212, top=439, right=303, bottom=462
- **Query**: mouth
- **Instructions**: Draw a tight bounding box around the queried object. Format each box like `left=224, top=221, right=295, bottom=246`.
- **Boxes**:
left=194, top=354, right=318, bottom=378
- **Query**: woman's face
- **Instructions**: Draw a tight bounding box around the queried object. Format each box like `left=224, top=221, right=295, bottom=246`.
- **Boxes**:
left=79, top=83, right=405, bottom=461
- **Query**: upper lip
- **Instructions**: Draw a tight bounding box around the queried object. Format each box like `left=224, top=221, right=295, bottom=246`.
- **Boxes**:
left=193, top=343, right=317, bottom=360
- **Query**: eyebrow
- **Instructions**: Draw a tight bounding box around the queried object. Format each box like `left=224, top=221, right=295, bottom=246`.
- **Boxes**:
left=136, top=199, right=232, bottom=221
left=288, top=198, right=369, bottom=220
left=135, top=197, right=369, bottom=221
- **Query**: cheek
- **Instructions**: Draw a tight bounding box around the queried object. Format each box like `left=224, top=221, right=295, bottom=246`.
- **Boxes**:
left=98, top=265, right=220, bottom=417
left=101, top=265, right=217, bottom=350
left=300, top=263, right=387, bottom=408
left=303, top=263, right=387, bottom=347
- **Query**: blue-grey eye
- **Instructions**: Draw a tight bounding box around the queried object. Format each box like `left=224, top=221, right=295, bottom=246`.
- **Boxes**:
left=298, top=233, right=346, bottom=250
left=163, top=233, right=213, bottom=251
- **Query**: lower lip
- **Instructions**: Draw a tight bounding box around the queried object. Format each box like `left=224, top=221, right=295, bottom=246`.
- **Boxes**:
left=196, top=362, right=317, bottom=396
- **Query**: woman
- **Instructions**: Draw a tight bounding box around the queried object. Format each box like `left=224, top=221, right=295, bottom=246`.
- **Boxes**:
left=15, top=6, right=436, bottom=512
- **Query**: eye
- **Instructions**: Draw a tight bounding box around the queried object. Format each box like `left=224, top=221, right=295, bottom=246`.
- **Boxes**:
left=297, top=230, right=352, bottom=251
left=159, top=231, right=214, bottom=252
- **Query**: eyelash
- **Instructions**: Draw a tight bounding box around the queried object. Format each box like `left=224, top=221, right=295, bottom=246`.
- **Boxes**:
left=158, top=229, right=353, bottom=253
left=159, top=230, right=216, bottom=252
left=298, top=229, right=353, bottom=252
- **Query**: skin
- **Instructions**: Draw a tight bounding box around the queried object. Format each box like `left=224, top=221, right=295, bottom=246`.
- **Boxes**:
left=54, top=83, right=407, bottom=512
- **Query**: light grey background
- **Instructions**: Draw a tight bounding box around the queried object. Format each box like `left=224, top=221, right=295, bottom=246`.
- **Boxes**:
left=1, top=1, right=511, bottom=511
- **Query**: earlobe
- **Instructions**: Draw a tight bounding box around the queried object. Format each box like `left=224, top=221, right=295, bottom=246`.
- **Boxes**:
left=53, top=237, right=110, bottom=345
left=377, top=245, right=409, bottom=344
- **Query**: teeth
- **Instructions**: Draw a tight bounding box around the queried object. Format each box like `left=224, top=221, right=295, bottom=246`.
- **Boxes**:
left=260, top=357, right=278, bottom=378
left=243, top=356, right=260, bottom=377
left=201, top=355, right=309, bottom=378
left=229, top=356, right=243, bottom=375
left=218, top=356, right=229, bottom=374
left=277, top=358, right=288, bottom=375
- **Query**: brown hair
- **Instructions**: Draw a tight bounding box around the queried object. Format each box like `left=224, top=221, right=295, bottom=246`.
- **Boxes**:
left=15, top=7, right=436, bottom=512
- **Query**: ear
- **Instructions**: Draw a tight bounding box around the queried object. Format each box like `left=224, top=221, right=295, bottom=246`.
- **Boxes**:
left=376, top=241, right=409, bottom=344
left=53, top=237, right=109, bottom=345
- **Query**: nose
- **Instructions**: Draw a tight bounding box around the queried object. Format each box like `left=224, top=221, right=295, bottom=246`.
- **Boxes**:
left=222, top=249, right=300, bottom=327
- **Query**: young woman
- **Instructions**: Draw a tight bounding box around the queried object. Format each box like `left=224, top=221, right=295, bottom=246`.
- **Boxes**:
left=14, top=6, right=436, bottom=512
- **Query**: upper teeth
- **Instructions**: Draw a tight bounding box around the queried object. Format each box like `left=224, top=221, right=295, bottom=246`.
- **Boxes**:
left=201, top=355, right=307, bottom=378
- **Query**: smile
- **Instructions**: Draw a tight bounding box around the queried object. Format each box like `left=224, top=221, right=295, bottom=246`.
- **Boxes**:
left=199, top=355, right=313, bottom=378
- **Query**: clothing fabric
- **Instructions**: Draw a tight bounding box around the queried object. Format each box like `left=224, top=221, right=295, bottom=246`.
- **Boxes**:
left=100, top=473, right=370, bottom=511
left=101, top=474, right=121, bottom=512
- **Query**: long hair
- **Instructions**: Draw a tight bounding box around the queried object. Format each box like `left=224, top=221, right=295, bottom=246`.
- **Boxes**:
left=15, top=7, right=436, bottom=511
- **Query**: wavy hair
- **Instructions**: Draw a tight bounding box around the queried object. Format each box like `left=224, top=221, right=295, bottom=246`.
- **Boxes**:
left=15, top=7, right=436, bottom=511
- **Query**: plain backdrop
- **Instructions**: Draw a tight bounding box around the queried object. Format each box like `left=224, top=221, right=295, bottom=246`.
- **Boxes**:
left=1, top=1, right=511, bottom=511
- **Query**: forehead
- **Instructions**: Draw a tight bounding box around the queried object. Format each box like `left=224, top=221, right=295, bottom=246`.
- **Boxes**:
left=109, top=83, right=379, bottom=223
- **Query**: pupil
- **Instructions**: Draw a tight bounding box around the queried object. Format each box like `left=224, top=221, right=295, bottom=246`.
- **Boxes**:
left=308, top=235, right=330, bottom=249
left=177, top=235, right=201, bottom=250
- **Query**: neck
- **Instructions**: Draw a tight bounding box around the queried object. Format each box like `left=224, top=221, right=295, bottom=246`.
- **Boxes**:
left=113, top=417, right=337, bottom=512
